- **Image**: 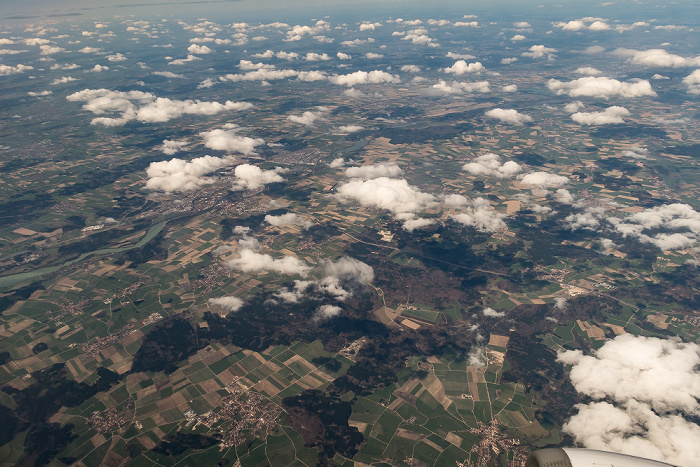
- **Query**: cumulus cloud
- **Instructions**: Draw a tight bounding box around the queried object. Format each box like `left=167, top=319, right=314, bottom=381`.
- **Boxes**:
left=482, top=307, right=505, bottom=317
left=200, top=128, right=265, bottom=155
left=345, top=163, right=403, bottom=180
left=450, top=197, right=506, bottom=232
left=446, top=52, right=476, bottom=60
left=401, top=64, right=421, bottom=73
left=555, top=188, right=575, bottom=204
left=274, top=256, right=374, bottom=305
left=359, top=21, right=382, bottom=31
left=428, top=80, right=491, bottom=95
left=51, top=76, right=78, bottom=85
left=522, top=45, right=557, bottom=59
left=609, top=203, right=700, bottom=250
left=547, top=77, right=656, bottom=99
left=485, top=108, right=533, bottom=125
left=335, top=177, right=437, bottom=230
left=554, top=19, right=610, bottom=31
left=284, top=20, right=330, bottom=41
left=329, top=70, right=400, bottom=86
left=226, top=248, right=310, bottom=276
left=232, top=164, right=287, bottom=190
left=563, top=101, right=584, bottom=113
left=265, top=213, right=312, bottom=229
left=336, top=52, right=351, bottom=60
left=145, top=155, right=235, bottom=192
left=0, top=64, right=33, bottom=75
left=683, top=69, right=700, bottom=95
left=501, top=84, right=518, bottom=92
left=187, top=43, right=211, bottom=54
left=208, top=296, right=244, bottom=313
left=621, top=146, right=651, bottom=160
left=337, top=125, right=364, bottom=133
left=107, top=53, right=127, bottom=62
left=315, top=304, right=342, bottom=321
left=443, top=60, right=485, bottom=75
left=511, top=34, right=526, bottom=41
left=572, top=106, right=630, bottom=125
left=287, top=107, right=327, bottom=126
left=66, top=88, right=253, bottom=126
left=566, top=207, right=606, bottom=230
left=520, top=172, right=569, bottom=188
left=559, top=335, right=700, bottom=467
left=160, top=139, right=187, bottom=155
left=612, top=48, right=700, bottom=68
left=153, top=71, right=184, bottom=79
left=329, top=158, right=345, bottom=168
left=575, top=66, right=602, bottom=76
left=462, top=153, right=522, bottom=178
left=305, top=52, right=331, bottom=61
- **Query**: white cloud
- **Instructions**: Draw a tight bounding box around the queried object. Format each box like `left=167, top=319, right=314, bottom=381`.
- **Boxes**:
left=51, top=76, right=78, bottom=85
left=0, top=49, right=26, bottom=55
left=522, top=45, right=557, bottom=59
left=67, top=88, right=253, bottom=126
left=446, top=52, right=476, bottom=60
left=514, top=22, right=530, bottom=28
left=511, top=34, right=526, bottom=41
left=359, top=21, right=382, bottom=31
left=329, top=158, right=345, bottom=168
left=39, top=44, right=64, bottom=55
left=555, top=188, right=574, bottom=204
left=613, top=48, right=700, bottom=68
left=337, top=125, right=364, bottom=133
left=572, top=106, right=630, bottom=125
left=329, top=70, right=400, bottom=87
left=315, top=304, right=342, bottom=321
left=78, top=46, right=101, bottom=53
left=520, top=171, right=569, bottom=188
left=335, top=177, right=438, bottom=229
left=145, top=155, right=235, bottom=192
left=168, top=54, right=202, bottom=65
left=683, top=69, right=700, bottom=94
left=443, top=60, right=484, bottom=75
left=609, top=203, right=700, bottom=250
left=91, top=64, right=109, bottom=72
left=208, top=296, right=244, bottom=313
left=153, top=71, right=184, bottom=78
left=501, top=57, right=518, bottom=64
left=345, top=163, right=403, bottom=180
left=28, top=90, right=52, bottom=97
left=160, top=139, right=187, bottom=155
left=287, top=108, right=327, bottom=126
left=106, top=53, right=127, bottom=61
left=401, top=64, right=421, bottom=73
left=232, top=164, right=287, bottom=190
left=621, top=146, right=650, bottom=160
left=285, top=20, right=330, bottom=41
left=559, top=335, right=700, bottom=467
left=547, top=76, right=656, bottom=99
left=565, top=207, right=606, bottom=230
left=341, top=38, right=375, bottom=47
left=336, top=52, right=351, bottom=60
left=454, top=21, right=478, bottom=27
left=462, top=153, right=522, bottom=178
left=485, top=108, right=533, bottom=125
left=428, top=80, right=490, bottom=95
left=574, top=66, right=602, bottom=76
left=0, top=64, right=33, bottom=75
left=365, top=52, right=384, bottom=59
left=226, top=248, right=310, bottom=276
left=304, top=52, right=331, bottom=61
left=563, top=101, right=584, bottom=113
left=265, top=213, right=312, bottom=229
left=450, top=197, right=506, bottom=232
left=187, top=44, right=211, bottom=54
left=501, top=84, right=518, bottom=92
left=482, top=307, right=505, bottom=317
